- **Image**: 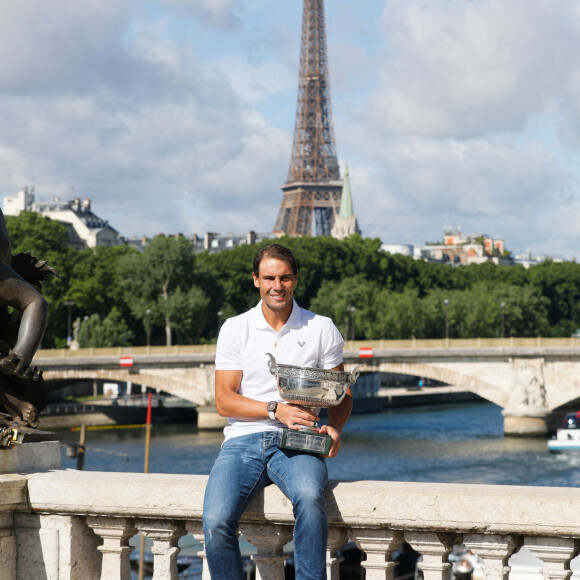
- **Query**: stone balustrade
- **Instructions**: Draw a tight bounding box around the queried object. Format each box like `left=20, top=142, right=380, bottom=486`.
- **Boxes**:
left=1, top=470, right=580, bottom=579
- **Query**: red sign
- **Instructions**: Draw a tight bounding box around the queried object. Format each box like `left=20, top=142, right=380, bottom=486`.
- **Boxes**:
left=120, top=356, right=134, bottom=367
left=359, top=347, right=373, bottom=358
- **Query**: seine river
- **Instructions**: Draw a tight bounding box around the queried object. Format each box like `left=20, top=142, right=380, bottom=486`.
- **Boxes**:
left=55, top=400, right=580, bottom=487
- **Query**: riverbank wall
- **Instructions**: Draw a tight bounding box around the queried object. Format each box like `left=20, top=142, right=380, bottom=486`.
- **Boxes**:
left=39, top=387, right=481, bottom=429
left=39, top=398, right=197, bottom=429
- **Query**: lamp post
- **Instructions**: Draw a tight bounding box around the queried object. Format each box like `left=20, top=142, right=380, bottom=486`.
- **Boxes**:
left=500, top=302, right=505, bottom=338
left=145, top=309, right=151, bottom=347
left=443, top=299, right=450, bottom=340
left=217, top=310, right=223, bottom=334
left=64, top=300, right=75, bottom=346
left=348, top=306, right=356, bottom=341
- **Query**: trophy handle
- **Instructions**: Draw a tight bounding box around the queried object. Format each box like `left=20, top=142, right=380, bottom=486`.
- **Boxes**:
left=266, top=353, right=278, bottom=377
left=349, top=365, right=361, bottom=385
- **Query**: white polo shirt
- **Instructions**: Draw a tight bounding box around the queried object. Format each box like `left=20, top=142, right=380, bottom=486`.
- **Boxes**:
left=215, top=299, right=344, bottom=440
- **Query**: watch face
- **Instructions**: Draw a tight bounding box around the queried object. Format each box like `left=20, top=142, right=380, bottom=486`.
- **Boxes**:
left=267, top=401, right=277, bottom=412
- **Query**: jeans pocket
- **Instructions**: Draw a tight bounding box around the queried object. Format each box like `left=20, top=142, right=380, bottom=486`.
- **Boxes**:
left=263, top=430, right=281, bottom=450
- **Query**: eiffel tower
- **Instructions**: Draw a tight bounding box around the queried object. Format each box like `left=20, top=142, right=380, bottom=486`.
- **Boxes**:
left=273, top=0, right=342, bottom=236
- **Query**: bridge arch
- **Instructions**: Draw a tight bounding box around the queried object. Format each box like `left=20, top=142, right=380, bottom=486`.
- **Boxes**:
left=367, top=362, right=511, bottom=409
left=44, top=367, right=215, bottom=406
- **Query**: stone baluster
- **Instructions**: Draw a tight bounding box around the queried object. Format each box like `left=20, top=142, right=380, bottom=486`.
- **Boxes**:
left=86, top=516, right=137, bottom=580
left=405, top=531, right=458, bottom=580
left=0, top=514, right=16, bottom=580
left=327, top=527, right=348, bottom=580
left=524, top=536, right=579, bottom=580
left=185, top=520, right=211, bottom=580
left=463, top=533, right=521, bottom=580
left=136, top=519, right=187, bottom=580
left=351, top=528, right=404, bottom=580
left=241, top=522, right=293, bottom=580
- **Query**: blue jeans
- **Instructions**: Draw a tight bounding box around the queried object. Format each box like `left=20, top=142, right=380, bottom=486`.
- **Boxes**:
left=203, top=431, right=328, bottom=580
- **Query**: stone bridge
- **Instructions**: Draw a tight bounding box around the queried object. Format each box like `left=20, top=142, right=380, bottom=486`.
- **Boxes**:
left=35, top=337, right=580, bottom=435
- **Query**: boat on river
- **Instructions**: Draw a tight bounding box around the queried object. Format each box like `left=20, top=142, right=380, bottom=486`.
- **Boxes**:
left=547, top=412, right=580, bottom=452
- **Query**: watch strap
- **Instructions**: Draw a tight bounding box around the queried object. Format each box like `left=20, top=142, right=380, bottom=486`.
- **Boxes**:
left=267, top=401, right=278, bottom=421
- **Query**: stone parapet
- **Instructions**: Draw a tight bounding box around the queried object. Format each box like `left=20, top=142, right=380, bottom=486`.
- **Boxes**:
left=0, top=474, right=27, bottom=512
left=24, top=471, right=580, bottom=537
left=2, top=471, right=574, bottom=579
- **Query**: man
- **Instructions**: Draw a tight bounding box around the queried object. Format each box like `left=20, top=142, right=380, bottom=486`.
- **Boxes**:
left=203, top=243, right=352, bottom=579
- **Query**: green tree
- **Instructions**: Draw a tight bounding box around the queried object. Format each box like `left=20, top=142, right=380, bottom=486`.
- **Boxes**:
left=77, top=308, right=133, bottom=348
left=162, top=285, right=209, bottom=344
left=67, top=245, right=134, bottom=319
left=5, top=211, right=70, bottom=259
left=310, top=275, right=378, bottom=340
left=368, top=289, right=424, bottom=339
left=118, top=235, right=209, bottom=345
left=5, top=212, right=78, bottom=347
left=195, top=243, right=259, bottom=315
left=422, top=283, right=550, bottom=339
left=528, top=260, right=580, bottom=329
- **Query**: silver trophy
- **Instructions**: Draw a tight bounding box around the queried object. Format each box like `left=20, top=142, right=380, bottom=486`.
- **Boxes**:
left=267, top=353, right=360, bottom=454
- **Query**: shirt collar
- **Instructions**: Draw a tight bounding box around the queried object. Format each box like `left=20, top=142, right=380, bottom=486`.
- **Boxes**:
left=253, top=299, right=302, bottom=330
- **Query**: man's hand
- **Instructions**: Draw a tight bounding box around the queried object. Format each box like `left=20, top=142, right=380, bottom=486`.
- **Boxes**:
left=318, top=424, right=341, bottom=457
left=322, top=365, right=352, bottom=459
left=275, top=403, right=319, bottom=430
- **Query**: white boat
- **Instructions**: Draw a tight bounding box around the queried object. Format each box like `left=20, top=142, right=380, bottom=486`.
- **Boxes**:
left=547, top=412, right=580, bottom=452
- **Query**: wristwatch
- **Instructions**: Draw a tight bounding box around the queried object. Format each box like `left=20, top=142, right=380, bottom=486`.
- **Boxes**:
left=267, top=401, right=278, bottom=421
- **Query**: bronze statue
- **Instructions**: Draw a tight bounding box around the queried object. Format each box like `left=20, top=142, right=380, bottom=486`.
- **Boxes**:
left=0, top=209, right=58, bottom=449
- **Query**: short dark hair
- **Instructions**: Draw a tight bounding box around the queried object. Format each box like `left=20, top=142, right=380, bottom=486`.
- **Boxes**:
left=253, top=244, right=298, bottom=277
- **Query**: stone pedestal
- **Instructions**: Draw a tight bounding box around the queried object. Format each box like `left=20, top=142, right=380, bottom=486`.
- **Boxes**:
left=0, top=430, right=61, bottom=473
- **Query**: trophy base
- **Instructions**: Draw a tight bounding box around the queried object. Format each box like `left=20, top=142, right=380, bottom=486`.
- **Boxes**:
left=279, top=428, right=331, bottom=455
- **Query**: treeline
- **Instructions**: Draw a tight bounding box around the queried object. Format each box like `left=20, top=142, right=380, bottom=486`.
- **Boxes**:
left=6, top=212, right=580, bottom=348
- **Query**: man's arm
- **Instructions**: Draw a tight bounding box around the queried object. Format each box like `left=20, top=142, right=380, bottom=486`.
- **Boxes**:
left=318, top=363, right=353, bottom=458
left=215, top=369, right=319, bottom=427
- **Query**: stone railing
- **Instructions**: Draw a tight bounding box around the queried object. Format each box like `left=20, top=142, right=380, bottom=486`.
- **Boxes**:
left=34, top=336, right=580, bottom=359
left=2, top=469, right=580, bottom=579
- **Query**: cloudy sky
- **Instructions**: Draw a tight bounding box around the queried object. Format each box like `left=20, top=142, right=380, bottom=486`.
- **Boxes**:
left=2, top=0, right=580, bottom=258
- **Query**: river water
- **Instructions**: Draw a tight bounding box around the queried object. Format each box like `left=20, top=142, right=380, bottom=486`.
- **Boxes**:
left=55, top=400, right=580, bottom=487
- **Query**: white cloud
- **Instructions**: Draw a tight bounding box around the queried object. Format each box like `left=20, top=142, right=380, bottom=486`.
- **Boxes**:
left=0, top=1, right=137, bottom=95
left=329, top=0, right=580, bottom=257
left=162, top=0, right=244, bottom=30
left=369, top=0, right=580, bottom=138
left=0, top=0, right=290, bottom=239
left=1, top=0, right=580, bottom=259
left=344, top=129, right=574, bottom=252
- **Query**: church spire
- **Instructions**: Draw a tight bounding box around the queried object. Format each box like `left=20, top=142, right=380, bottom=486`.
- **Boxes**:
left=339, top=163, right=353, bottom=219
left=331, top=162, right=361, bottom=240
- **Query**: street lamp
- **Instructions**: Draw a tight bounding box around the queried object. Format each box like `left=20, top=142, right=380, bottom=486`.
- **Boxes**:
left=443, top=299, right=450, bottom=340
left=145, top=309, right=151, bottom=347
left=217, top=310, right=223, bottom=334
left=500, top=302, right=505, bottom=338
left=64, top=300, right=75, bottom=346
left=348, top=306, right=356, bottom=341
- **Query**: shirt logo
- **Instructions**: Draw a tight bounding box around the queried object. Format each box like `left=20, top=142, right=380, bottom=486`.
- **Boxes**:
left=297, top=340, right=306, bottom=347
